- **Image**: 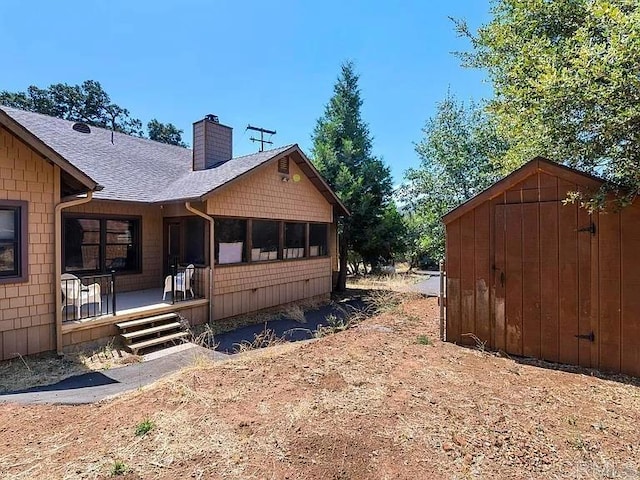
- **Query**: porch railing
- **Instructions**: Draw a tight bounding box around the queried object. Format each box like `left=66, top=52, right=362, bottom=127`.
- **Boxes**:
left=166, top=264, right=208, bottom=304
left=61, top=272, right=116, bottom=322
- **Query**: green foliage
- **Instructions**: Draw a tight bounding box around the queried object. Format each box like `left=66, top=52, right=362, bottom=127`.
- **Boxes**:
left=1, top=80, right=187, bottom=147
left=148, top=119, right=187, bottom=147
left=455, top=0, right=640, bottom=208
left=0, top=80, right=144, bottom=136
left=400, top=93, right=505, bottom=263
left=110, top=460, right=129, bottom=476
left=311, top=62, right=396, bottom=287
left=416, top=335, right=432, bottom=346
left=134, top=418, right=156, bottom=436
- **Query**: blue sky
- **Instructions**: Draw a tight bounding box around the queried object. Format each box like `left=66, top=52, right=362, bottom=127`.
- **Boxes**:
left=0, top=0, right=492, bottom=183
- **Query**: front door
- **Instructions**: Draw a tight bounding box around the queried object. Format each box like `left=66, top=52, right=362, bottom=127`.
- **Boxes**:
left=494, top=201, right=594, bottom=367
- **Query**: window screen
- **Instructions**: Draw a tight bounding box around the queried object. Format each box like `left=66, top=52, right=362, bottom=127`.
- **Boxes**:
left=309, top=224, right=328, bottom=257
left=252, top=220, right=279, bottom=261
left=215, top=218, right=246, bottom=264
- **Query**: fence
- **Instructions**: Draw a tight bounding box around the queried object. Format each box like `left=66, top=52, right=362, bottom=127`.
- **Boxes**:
left=165, top=264, right=208, bottom=304
left=61, top=272, right=116, bottom=322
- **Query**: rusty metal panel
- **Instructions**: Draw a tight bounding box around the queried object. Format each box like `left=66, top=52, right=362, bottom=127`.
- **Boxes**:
left=522, top=203, right=541, bottom=359
left=474, top=202, right=491, bottom=345
left=446, top=218, right=462, bottom=343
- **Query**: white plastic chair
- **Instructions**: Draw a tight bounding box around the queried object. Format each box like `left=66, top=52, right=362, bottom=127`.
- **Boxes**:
left=163, top=264, right=195, bottom=300
left=61, top=273, right=102, bottom=319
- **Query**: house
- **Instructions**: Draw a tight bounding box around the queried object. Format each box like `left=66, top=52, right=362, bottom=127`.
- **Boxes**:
left=443, top=157, right=640, bottom=377
left=0, top=106, right=348, bottom=360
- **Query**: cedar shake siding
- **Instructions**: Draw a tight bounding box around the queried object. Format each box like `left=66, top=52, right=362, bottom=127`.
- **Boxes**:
left=207, top=158, right=334, bottom=319
left=0, top=127, right=57, bottom=360
left=0, top=106, right=347, bottom=359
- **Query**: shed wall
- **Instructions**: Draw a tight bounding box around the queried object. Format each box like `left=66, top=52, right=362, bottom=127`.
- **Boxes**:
left=445, top=169, right=640, bottom=376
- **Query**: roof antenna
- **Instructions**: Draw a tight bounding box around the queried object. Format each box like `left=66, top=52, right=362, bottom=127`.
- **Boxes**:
left=246, top=124, right=276, bottom=152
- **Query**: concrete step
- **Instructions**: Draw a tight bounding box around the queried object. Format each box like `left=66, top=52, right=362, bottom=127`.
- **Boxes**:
left=121, top=322, right=183, bottom=342
left=116, top=313, right=178, bottom=331
left=126, top=331, right=189, bottom=354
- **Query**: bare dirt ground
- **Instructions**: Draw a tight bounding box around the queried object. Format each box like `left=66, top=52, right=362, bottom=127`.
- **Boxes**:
left=1, top=292, right=639, bottom=479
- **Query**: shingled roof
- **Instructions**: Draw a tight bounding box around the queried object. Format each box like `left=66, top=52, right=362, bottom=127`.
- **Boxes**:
left=0, top=106, right=302, bottom=204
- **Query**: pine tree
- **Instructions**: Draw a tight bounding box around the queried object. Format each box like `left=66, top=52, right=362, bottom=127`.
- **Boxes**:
left=312, top=62, right=394, bottom=290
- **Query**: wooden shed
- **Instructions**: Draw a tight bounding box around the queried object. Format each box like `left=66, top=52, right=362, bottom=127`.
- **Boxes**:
left=443, top=157, right=640, bottom=377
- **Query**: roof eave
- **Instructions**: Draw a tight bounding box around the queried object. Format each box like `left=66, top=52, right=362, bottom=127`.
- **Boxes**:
left=0, top=109, right=101, bottom=192
left=442, top=156, right=604, bottom=225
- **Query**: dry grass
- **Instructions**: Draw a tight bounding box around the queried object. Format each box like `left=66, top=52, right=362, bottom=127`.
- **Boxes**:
left=208, top=298, right=326, bottom=336
left=0, top=339, right=141, bottom=393
left=347, top=272, right=422, bottom=292
left=1, top=296, right=640, bottom=479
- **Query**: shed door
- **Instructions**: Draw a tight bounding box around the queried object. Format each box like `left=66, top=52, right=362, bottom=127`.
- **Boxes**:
left=494, top=202, right=594, bottom=367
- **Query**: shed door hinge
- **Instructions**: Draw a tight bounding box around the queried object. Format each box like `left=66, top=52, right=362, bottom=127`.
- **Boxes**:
left=575, top=331, right=595, bottom=342
left=577, top=222, right=596, bottom=235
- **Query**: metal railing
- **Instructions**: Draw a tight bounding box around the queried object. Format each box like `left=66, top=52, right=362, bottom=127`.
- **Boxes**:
left=166, top=264, right=208, bottom=304
left=61, top=272, right=116, bottom=322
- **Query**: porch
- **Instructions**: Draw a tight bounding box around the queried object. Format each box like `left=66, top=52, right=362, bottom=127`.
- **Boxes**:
left=60, top=286, right=210, bottom=349
left=61, top=265, right=211, bottom=325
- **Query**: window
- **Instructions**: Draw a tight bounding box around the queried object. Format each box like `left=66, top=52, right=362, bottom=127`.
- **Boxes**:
left=0, top=202, right=27, bottom=280
left=284, top=222, right=306, bottom=259
left=64, top=216, right=141, bottom=274
left=309, top=224, right=328, bottom=257
left=215, top=218, right=246, bottom=264
left=252, top=220, right=279, bottom=261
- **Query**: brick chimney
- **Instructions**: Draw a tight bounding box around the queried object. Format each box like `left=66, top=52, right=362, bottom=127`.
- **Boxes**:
left=192, top=114, right=233, bottom=170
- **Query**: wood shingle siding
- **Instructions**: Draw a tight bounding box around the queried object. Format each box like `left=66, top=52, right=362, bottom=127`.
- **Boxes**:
left=0, top=127, right=57, bottom=360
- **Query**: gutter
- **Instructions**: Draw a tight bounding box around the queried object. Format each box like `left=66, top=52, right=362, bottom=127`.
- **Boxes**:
left=55, top=191, right=93, bottom=355
left=185, top=202, right=214, bottom=323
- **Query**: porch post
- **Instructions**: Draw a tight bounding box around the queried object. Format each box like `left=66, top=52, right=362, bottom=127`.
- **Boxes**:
left=185, top=202, right=214, bottom=323
left=54, top=188, right=93, bottom=355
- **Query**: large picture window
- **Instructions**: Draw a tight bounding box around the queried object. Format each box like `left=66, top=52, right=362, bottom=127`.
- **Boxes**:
left=64, top=216, right=141, bottom=274
left=215, top=218, right=246, bottom=264
left=0, top=201, right=27, bottom=280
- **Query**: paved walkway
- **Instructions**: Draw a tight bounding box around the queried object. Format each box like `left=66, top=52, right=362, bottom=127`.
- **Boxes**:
left=411, top=272, right=442, bottom=297
left=0, top=345, right=228, bottom=405
left=0, top=298, right=366, bottom=405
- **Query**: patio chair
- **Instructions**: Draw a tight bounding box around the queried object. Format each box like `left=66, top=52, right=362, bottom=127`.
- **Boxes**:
left=162, top=264, right=195, bottom=300
left=61, top=273, right=102, bottom=319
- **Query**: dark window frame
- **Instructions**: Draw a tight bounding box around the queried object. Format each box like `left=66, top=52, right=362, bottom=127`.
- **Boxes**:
left=0, top=200, right=28, bottom=284
left=213, top=215, right=331, bottom=267
left=62, top=213, right=142, bottom=275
